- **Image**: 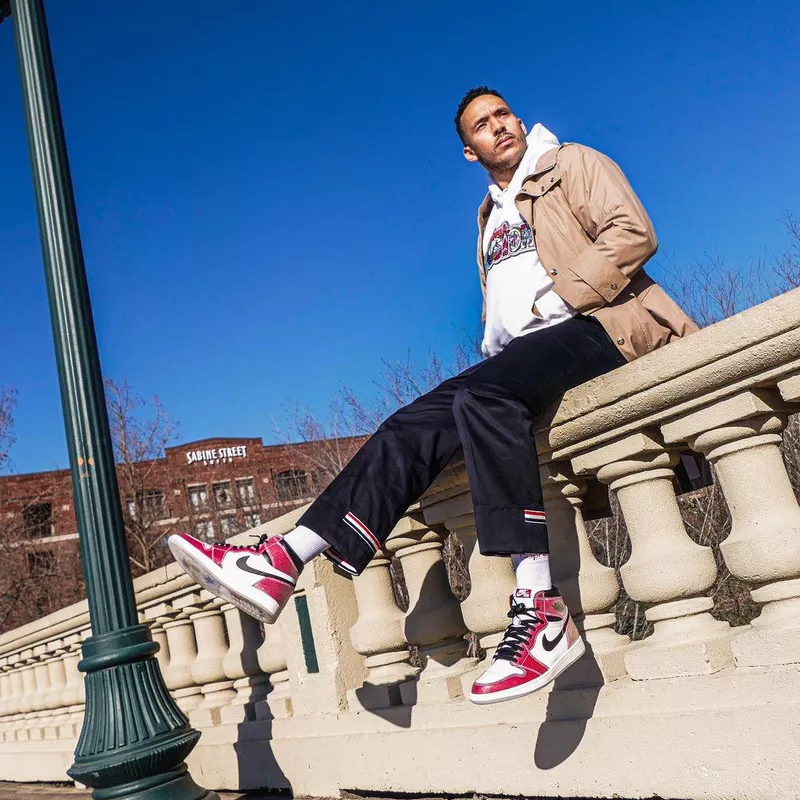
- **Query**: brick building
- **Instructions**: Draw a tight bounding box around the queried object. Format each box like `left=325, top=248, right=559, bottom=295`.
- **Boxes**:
left=0, top=434, right=364, bottom=630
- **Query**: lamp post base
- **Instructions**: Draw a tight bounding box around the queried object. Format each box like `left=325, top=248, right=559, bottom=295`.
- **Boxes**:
left=66, top=626, right=217, bottom=800
left=87, top=765, right=219, bottom=800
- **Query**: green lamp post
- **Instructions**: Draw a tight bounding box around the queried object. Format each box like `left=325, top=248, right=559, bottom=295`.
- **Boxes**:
left=1, top=2, right=218, bottom=798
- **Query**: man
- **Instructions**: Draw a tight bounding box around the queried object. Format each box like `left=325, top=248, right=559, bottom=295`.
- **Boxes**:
left=169, top=87, right=696, bottom=704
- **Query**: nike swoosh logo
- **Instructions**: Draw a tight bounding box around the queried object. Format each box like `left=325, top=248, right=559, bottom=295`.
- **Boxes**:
left=235, top=556, right=294, bottom=585
left=541, top=619, right=568, bottom=652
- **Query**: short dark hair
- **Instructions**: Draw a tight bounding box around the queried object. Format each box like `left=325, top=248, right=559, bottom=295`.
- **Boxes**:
left=454, top=86, right=505, bottom=143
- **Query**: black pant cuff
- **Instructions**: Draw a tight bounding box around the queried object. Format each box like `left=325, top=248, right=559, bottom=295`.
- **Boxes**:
left=297, top=499, right=379, bottom=576
left=473, top=504, right=550, bottom=556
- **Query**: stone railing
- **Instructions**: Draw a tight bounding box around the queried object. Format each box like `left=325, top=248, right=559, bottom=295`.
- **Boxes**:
left=1, top=288, right=800, bottom=800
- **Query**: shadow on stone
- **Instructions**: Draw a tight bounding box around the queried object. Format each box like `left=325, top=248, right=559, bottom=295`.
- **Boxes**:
left=352, top=680, right=415, bottom=728
left=533, top=639, right=604, bottom=769
left=232, top=685, right=293, bottom=795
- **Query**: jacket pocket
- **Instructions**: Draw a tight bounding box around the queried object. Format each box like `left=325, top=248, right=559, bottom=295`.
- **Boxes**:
left=595, top=293, right=672, bottom=359
left=638, top=282, right=700, bottom=338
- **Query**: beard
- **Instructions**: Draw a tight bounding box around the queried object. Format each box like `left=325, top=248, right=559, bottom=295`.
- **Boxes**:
left=476, top=135, right=527, bottom=174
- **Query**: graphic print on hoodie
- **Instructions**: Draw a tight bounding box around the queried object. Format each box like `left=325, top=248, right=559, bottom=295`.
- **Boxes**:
left=481, top=123, right=576, bottom=358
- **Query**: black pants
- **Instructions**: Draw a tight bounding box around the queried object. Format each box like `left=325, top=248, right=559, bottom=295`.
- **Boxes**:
left=297, top=315, right=627, bottom=575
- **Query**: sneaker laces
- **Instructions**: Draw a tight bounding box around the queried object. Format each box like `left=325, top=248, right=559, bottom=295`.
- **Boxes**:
left=213, top=533, right=270, bottom=549
left=493, top=600, right=543, bottom=662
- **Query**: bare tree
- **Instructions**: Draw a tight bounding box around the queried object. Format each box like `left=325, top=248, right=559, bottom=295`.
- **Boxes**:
left=662, top=210, right=800, bottom=328
left=774, top=211, right=800, bottom=290
left=274, top=341, right=481, bottom=498
left=348, top=337, right=481, bottom=430
left=0, top=387, right=16, bottom=474
left=281, top=398, right=368, bottom=489
left=105, top=378, right=180, bottom=575
left=0, top=389, right=84, bottom=631
left=0, top=514, right=85, bottom=632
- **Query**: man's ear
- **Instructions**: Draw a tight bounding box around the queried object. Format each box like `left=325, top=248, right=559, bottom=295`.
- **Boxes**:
left=520, top=119, right=528, bottom=135
left=463, top=145, right=479, bottom=163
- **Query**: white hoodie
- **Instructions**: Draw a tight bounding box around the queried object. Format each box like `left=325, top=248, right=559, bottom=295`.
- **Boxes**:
left=481, top=123, right=575, bottom=358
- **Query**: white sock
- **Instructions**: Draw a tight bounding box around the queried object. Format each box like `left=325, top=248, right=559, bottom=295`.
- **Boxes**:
left=283, top=525, right=330, bottom=564
left=511, top=553, right=552, bottom=602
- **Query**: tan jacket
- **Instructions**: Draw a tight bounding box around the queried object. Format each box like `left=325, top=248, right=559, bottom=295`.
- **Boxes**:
left=477, top=143, right=698, bottom=361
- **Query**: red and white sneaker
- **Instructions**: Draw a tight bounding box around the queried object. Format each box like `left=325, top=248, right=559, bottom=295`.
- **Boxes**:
left=168, top=533, right=299, bottom=624
left=469, top=587, right=585, bottom=705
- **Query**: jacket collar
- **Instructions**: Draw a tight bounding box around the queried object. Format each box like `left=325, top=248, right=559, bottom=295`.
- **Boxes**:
left=529, top=144, right=560, bottom=179
left=476, top=144, right=563, bottom=237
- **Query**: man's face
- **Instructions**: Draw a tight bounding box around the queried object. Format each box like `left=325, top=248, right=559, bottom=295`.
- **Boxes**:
left=461, top=95, right=527, bottom=174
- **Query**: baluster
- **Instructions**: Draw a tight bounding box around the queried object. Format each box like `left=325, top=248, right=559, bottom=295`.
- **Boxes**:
left=662, top=388, right=800, bottom=667
left=189, top=595, right=237, bottom=726
left=573, top=430, right=731, bottom=679
left=255, top=621, right=292, bottom=720
left=220, top=603, right=270, bottom=724
left=385, top=516, right=474, bottom=704
left=61, top=632, right=86, bottom=725
left=161, top=597, right=203, bottom=713
left=5, top=654, right=25, bottom=739
left=542, top=462, right=630, bottom=682
left=42, top=640, right=67, bottom=713
left=0, top=659, right=13, bottom=742
left=142, top=602, right=172, bottom=674
left=31, top=644, right=50, bottom=723
left=50, top=634, right=84, bottom=741
left=423, top=492, right=516, bottom=667
left=17, top=649, right=37, bottom=738
left=348, top=546, right=415, bottom=710
left=0, top=659, right=10, bottom=719
left=40, top=641, right=68, bottom=740
left=14, top=647, right=37, bottom=741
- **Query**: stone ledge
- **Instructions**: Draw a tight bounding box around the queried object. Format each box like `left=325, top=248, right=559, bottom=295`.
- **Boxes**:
left=553, top=287, right=800, bottom=427
left=3, top=662, right=799, bottom=799
left=185, top=664, right=800, bottom=798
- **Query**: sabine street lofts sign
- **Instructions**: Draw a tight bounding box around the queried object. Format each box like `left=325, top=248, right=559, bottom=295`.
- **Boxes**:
left=186, top=445, right=248, bottom=466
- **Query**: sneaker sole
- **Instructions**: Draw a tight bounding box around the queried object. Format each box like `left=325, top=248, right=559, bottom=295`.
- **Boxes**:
left=468, top=637, right=587, bottom=705
left=168, top=536, right=284, bottom=624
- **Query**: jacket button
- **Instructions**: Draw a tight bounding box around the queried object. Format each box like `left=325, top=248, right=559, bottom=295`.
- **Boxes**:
left=610, top=282, right=618, bottom=290
left=616, top=337, right=625, bottom=345
left=550, top=268, right=558, bottom=275
left=550, top=176, right=555, bottom=183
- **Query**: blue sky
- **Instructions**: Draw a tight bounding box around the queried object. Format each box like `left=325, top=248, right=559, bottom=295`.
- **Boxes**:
left=1, top=1, right=798, bottom=475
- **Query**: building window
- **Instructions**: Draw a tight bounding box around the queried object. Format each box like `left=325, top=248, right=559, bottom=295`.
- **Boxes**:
left=27, top=550, right=55, bottom=577
left=244, top=512, right=262, bottom=529
left=220, top=516, right=239, bottom=537
left=143, top=490, right=166, bottom=519
left=22, top=503, right=53, bottom=539
left=212, top=481, right=233, bottom=508
left=187, top=484, right=208, bottom=511
left=194, top=519, right=215, bottom=541
left=236, top=477, right=256, bottom=505
left=274, top=469, right=309, bottom=502
left=126, top=490, right=166, bottom=521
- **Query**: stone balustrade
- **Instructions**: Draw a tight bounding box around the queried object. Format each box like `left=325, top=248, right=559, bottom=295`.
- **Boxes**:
left=1, top=289, right=800, bottom=799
